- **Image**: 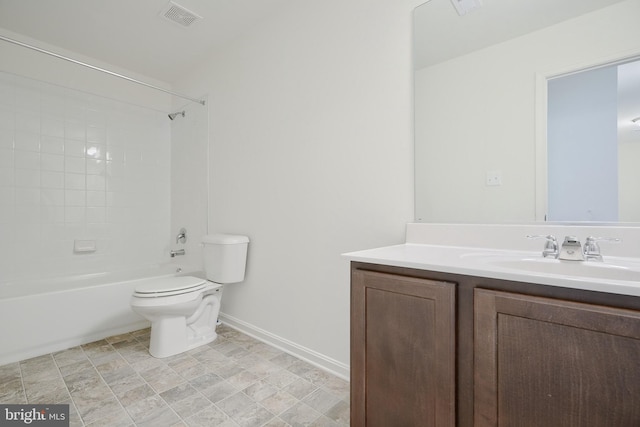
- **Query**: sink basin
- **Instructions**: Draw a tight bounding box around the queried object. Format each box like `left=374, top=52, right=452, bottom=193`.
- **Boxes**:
left=487, top=257, right=640, bottom=283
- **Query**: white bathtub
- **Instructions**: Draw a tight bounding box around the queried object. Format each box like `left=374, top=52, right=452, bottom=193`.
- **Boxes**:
left=0, top=264, right=201, bottom=366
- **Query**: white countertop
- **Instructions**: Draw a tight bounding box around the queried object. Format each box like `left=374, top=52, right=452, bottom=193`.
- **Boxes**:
left=343, top=243, right=640, bottom=297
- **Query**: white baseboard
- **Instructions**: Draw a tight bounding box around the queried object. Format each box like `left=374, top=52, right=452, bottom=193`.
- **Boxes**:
left=218, top=312, right=350, bottom=381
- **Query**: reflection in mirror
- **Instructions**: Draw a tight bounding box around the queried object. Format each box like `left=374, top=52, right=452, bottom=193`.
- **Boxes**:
left=547, top=59, right=640, bottom=222
left=414, top=0, right=640, bottom=224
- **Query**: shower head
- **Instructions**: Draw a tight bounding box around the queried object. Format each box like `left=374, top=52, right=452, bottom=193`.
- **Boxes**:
left=168, top=110, right=185, bottom=120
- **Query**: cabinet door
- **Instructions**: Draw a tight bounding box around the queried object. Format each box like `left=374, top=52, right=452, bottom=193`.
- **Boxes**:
left=475, top=288, right=640, bottom=427
left=351, top=270, right=456, bottom=427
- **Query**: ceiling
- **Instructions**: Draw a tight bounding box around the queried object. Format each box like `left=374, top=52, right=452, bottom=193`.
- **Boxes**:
left=0, top=0, right=629, bottom=84
left=0, top=0, right=293, bottom=83
left=414, top=0, right=627, bottom=70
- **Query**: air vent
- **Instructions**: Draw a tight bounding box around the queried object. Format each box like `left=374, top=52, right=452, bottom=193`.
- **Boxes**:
left=160, top=1, right=202, bottom=27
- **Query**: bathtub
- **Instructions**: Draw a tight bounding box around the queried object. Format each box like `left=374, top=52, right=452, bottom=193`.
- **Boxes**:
left=0, top=264, right=201, bottom=366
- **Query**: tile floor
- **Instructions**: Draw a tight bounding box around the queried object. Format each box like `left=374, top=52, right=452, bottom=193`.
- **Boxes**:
left=0, top=325, right=350, bottom=427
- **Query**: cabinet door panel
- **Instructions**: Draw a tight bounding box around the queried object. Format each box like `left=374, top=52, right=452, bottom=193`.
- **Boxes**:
left=351, top=270, right=455, bottom=427
left=475, top=289, right=640, bottom=427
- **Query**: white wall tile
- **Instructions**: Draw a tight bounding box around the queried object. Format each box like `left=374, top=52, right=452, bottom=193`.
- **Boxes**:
left=0, top=71, right=171, bottom=282
left=0, top=129, right=14, bottom=149
left=65, top=171, right=85, bottom=195
left=106, top=175, right=125, bottom=192
left=86, top=175, right=105, bottom=191
left=0, top=148, right=13, bottom=168
left=0, top=205, right=14, bottom=223
left=65, top=115, right=86, bottom=132
left=65, top=189, right=86, bottom=206
left=86, top=110, right=107, bottom=128
left=15, top=112, right=40, bottom=133
left=40, top=153, right=64, bottom=172
left=86, top=190, right=105, bottom=207
left=0, top=86, right=14, bottom=110
left=15, top=188, right=39, bottom=205
left=65, top=206, right=85, bottom=223
left=41, top=188, right=64, bottom=206
left=14, top=169, right=40, bottom=187
left=64, top=139, right=85, bottom=157
left=87, top=126, right=106, bottom=144
left=14, top=151, right=40, bottom=170
left=40, top=136, right=64, bottom=155
left=41, top=117, right=65, bottom=138
left=86, top=207, right=106, bottom=223
left=14, top=132, right=40, bottom=152
left=15, top=205, right=40, bottom=223
left=65, top=157, right=85, bottom=174
left=40, top=94, right=66, bottom=117
left=41, top=206, right=64, bottom=223
left=41, top=171, right=64, bottom=189
left=86, top=159, right=105, bottom=175
left=14, top=86, right=40, bottom=113
left=85, top=144, right=105, bottom=159
left=0, top=168, right=14, bottom=186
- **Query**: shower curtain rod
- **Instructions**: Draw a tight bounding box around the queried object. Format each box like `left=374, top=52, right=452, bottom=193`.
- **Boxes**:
left=0, top=34, right=206, bottom=106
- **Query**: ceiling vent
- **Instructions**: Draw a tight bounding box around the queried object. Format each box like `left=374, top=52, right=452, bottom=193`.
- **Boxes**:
left=160, top=1, right=202, bottom=28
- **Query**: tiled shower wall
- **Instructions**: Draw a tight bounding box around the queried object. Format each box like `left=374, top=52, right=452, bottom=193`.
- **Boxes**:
left=0, top=71, right=171, bottom=283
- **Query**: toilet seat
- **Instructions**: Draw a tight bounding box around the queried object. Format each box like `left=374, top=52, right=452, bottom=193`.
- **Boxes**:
left=133, top=276, right=208, bottom=298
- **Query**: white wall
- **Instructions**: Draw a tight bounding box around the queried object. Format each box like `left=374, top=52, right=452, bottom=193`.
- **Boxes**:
left=415, top=0, right=640, bottom=223
left=619, top=143, right=640, bottom=221
left=173, top=0, right=419, bottom=375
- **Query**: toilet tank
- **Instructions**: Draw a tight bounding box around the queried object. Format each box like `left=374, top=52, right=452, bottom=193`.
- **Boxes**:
left=201, top=234, right=249, bottom=284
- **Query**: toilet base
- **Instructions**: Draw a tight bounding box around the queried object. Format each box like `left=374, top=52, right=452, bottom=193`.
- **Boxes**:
left=148, top=316, right=219, bottom=358
left=131, top=284, right=223, bottom=359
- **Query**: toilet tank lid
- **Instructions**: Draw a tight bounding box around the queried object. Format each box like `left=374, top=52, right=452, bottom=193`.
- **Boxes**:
left=202, top=234, right=249, bottom=245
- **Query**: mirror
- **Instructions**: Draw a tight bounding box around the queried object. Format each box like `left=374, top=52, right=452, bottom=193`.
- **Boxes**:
left=414, top=0, right=640, bottom=223
left=546, top=58, right=640, bottom=222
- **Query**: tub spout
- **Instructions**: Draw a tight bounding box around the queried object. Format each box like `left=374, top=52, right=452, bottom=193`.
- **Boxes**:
left=170, top=249, right=185, bottom=258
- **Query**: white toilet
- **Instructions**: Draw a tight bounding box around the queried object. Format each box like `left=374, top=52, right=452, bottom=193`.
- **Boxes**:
left=130, top=234, right=249, bottom=358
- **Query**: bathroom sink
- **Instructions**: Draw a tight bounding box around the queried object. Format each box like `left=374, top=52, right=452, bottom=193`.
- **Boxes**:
left=345, top=243, right=640, bottom=296
left=485, top=257, right=640, bottom=283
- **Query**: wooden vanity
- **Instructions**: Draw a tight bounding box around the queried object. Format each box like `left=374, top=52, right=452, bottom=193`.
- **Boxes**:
left=350, top=261, right=640, bottom=427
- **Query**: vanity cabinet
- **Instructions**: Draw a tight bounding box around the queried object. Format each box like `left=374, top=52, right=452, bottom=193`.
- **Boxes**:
left=474, top=289, right=640, bottom=427
left=350, top=262, right=640, bottom=427
left=351, top=269, right=456, bottom=427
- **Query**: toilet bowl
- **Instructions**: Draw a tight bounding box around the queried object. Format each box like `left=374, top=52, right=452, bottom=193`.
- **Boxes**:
left=130, top=234, right=249, bottom=358
left=130, top=276, right=223, bottom=357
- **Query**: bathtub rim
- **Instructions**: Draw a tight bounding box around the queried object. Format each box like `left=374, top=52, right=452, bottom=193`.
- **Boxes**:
left=0, top=263, right=202, bottom=300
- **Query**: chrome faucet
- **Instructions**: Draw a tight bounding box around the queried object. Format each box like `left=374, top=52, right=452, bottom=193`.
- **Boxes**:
left=176, top=227, right=187, bottom=244
left=170, top=249, right=185, bottom=258
left=529, top=234, right=621, bottom=262
left=559, top=236, right=584, bottom=261
left=527, top=235, right=559, bottom=258
left=583, top=236, right=621, bottom=262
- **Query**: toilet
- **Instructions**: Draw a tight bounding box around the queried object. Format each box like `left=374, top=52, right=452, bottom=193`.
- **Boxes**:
left=130, top=234, right=249, bottom=358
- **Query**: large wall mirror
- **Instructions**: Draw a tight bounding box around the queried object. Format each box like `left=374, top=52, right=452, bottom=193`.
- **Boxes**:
left=414, top=0, right=640, bottom=224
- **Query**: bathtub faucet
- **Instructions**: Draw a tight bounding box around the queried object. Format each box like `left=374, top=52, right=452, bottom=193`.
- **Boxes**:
left=170, top=249, right=185, bottom=258
left=176, top=228, right=187, bottom=244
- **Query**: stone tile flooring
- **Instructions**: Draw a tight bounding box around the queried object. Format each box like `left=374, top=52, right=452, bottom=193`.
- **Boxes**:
left=0, top=325, right=350, bottom=426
